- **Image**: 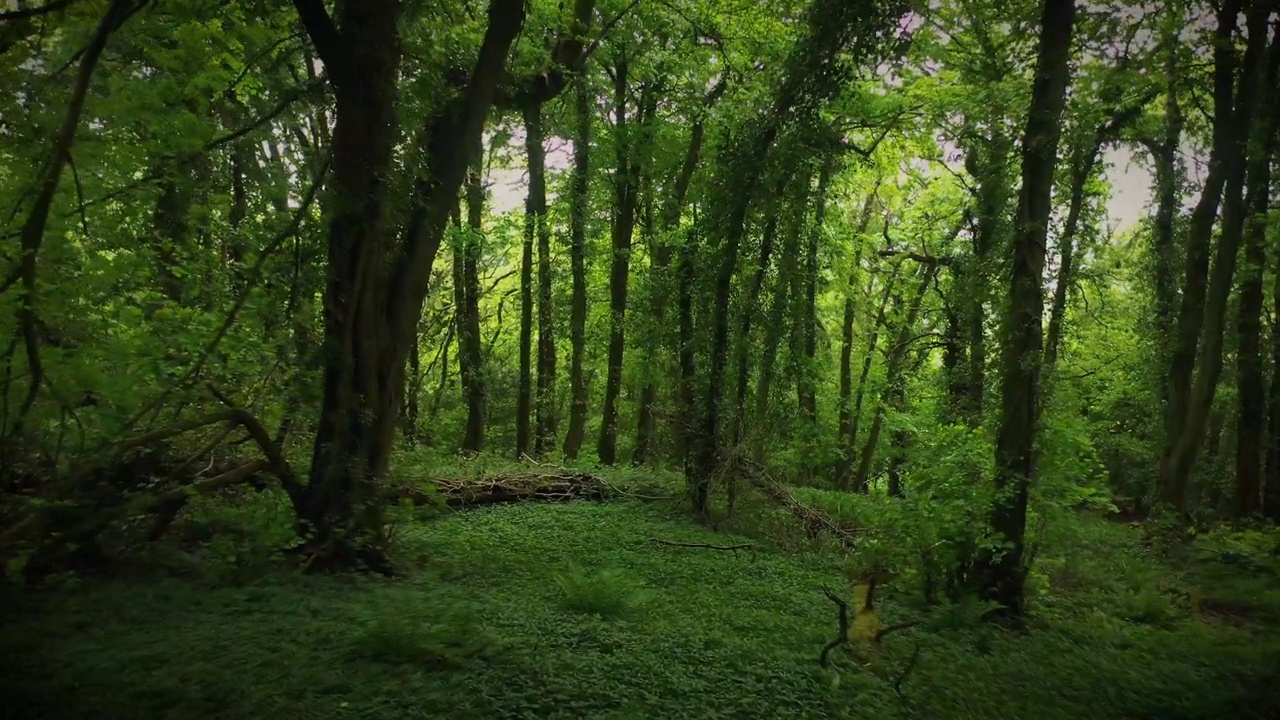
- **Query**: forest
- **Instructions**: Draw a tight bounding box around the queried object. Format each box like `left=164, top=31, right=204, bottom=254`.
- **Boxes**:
left=2, top=0, right=1280, bottom=717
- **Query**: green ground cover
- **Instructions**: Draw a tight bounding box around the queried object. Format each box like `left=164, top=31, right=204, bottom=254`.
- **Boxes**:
left=4, top=496, right=1279, bottom=720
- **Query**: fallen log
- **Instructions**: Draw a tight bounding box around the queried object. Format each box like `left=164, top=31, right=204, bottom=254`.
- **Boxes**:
left=390, top=471, right=612, bottom=509
left=719, top=452, right=862, bottom=552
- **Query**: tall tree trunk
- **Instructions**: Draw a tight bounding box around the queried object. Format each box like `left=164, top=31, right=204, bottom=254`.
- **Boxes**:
left=516, top=121, right=536, bottom=458
left=457, top=152, right=487, bottom=453
left=528, top=105, right=558, bottom=457
left=634, top=87, right=717, bottom=464
left=731, top=202, right=782, bottom=444
left=971, top=0, right=1075, bottom=615
left=1159, top=0, right=1246, bottom=507
left=1162, top=0, right=1270, bottom=513
left=1235, top=27, right=1280, bottom=518
left=798, top=159, right=833, bottom=424
left=598, top=58, right=641, bottom=465
left=961, top=132, right=1013, bottom=427
left=291, top=0, right=523, bottom=570
left=1268, top=268, right=1280, bottom=520
left=756, top=195, right=805, bottom=440
left=686, top=0, right=905, bottom=518
left=1145, top=23, right=1185, bottom=441
left=835, top=188, right=879, bottom=485
left=563, top=78, right=592, bottom=460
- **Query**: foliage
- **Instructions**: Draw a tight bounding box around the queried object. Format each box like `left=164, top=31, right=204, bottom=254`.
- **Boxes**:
left=4, top=501, right=1280, bottom=719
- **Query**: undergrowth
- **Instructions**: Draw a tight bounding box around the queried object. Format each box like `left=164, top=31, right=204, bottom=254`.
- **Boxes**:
left=2, top=492, right=1280, bottom=719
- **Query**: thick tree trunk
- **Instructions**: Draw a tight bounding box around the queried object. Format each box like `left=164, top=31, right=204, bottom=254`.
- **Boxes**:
left=1268, top=272, right=1280, bottom=520
left=293, top=0, right=405, bottom=572
left=598, top=59, right=641, bottom=465
left=1235, top=27, right=1280, bottom=518
left=291, top=0, right=523, bottom=570
left=563, top=79, right=592, bottom=460
left=1162, top=0, right=1270, bottom=513
left=971, top=0, right=1074, bottom=616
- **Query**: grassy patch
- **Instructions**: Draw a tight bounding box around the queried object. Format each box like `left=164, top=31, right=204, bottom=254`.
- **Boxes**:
left=2, top=501, right=1279, bottom=719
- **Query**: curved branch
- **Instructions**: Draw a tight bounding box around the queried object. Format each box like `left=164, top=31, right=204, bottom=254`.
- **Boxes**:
left=7, top=0, right=139, bottom=438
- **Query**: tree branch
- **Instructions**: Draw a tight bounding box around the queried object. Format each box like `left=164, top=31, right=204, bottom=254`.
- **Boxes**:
left=290, top=0, right=343, bottom=77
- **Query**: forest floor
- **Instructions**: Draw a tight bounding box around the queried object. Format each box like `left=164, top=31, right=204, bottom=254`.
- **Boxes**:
left=3, top=484, right=1280, bottom=720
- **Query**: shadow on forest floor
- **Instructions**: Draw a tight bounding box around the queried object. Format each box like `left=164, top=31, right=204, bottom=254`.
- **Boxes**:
left=2, top=497, right=1280, bottom=720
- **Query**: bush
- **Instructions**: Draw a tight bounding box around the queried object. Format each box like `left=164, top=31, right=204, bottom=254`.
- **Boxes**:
left=555, top=564, right=650, bottom=620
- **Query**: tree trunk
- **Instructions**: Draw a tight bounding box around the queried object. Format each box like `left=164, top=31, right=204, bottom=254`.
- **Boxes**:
left=634, top=87, right=717, bottom=464
left=835, top=188, right=879, bottom=485
left=526, top=104, right=558, bottom=457
left=686, top=0, right=905, bottom=518
left=961, top=131, right=1013, bottom=427
left=971, top=0, right=1075, bottom=616
left=798, top=159, right=833, bottom=425
left=458, top=152, right=487, bottom=453
left=598, top=58, right=641, bottom=465
left=731, top=202, right=782, bottom=445
left=1162, top=0, right=1270, bottom=513
left=1145, top=25, right=1185, bottom=441
left=516, top=120, right=536, bottom=458
left=563, top=78, right=592, bottom=460
left=1268, top=268, right=1280, bottom=520
left=291, top=0, right=523, bottom=570
left=1159, top=0, right=1246, bottom=509
left=1235, top=25, right=1280, bottom=518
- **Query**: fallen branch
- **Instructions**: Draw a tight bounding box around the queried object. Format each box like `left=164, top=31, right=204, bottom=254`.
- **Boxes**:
left=391, top=471, right=611, bottom=509
left=651, top=537, right=757, bottom=559
left=722, top=452, right=862, bottom=552
left=819, top=586, right=850, bottom=667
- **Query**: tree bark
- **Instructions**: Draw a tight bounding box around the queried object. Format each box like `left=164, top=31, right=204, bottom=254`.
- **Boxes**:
left=598, top=58, right=642, bottom=465
left=797, top=159, right=833, bottom=425
left=1235, top=23, right=1280, bottom=518
left=841, top=258, right=900, bottom=491
left=971, top=0, right=1075, bottom=616
left=291, top=0, right=523, bottom=570
left=563, top=78, right=592, bottom=460
left=1159, top=0, right=1245, bottom=507
left=1162, top=0, right=1270, bottom=514
left=731, top=198, right=782, bottom=445
left=835, top=188, right=879, bottom=484
left=457, top=152, right=487, bottom=453
left=633, top=84, right=718, bottom=464
left=526, top=104, right=558, bottom=458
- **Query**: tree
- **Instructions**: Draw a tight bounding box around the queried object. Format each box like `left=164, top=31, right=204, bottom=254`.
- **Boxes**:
left=969, top=0, right=1075, bottom=615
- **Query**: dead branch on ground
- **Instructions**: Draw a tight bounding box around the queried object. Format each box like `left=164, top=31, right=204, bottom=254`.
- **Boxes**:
left=651, top=537, right=757, bottom=559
